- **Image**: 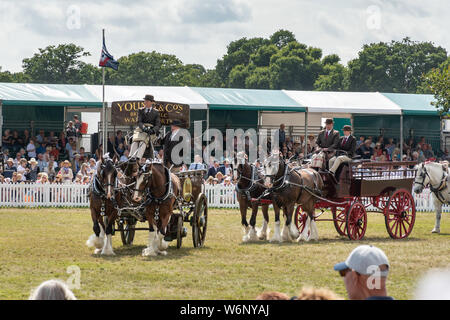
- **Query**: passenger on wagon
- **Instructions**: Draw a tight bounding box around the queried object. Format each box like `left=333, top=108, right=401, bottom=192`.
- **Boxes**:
left=310, top=118, right=340, bottom=170
left=329, top=125, right=356, bottom=181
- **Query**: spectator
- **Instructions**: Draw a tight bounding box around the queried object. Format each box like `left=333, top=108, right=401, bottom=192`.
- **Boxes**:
left=424, top=144, right=435, bottom=160
left=66, top=137, right=77, bottom=161
left=223, top=176, right=232, bottom=186
left=58, top=160, right=74, bottom=183
left=120, top=150, right=129, bottom=162
left=88, top=158, right=97, bottom=174
left=37, top=153, right=48, bottom=172
left=16, top=158, right=28, bottom=181
left=385, top=138, right=395, bottom=156
left=223, top=159, right=232, bottom=176
left=53, top=173, right=63, bottom=184
left=95, top=144, right=103, bottom=161
left=357, top=140, right=373, bottom=160
left=37, top=172, right=49, bottom=184
left=29, top=279, right=76, bottom=300
left=25, top=158, right=39, bottom=182
left=36, top=129, right=45, bottom=144
left=207, top=160, right=222, bottom=178
left=26, top=138, right=37, bottom=159
left=334, top=244, right=392, bottom=300
left=278, top=124, right=286, bottom=149
left=66, top=121, right=77, bottom=140
left=11, top=130, right=22, bottom=151
left=189, top=154, right=205, bottom=170
left=414, top=268, right=450, bottom=300
left=36, top=139, right=47, bottom=155
left=293, top=287, right=342, bottom=300
left=3, top=158, right=16, bottom=179
left=43, top=145, right=52, bottom=162
left=50, top=145, right=60, bottom=161
left=115, top=130, right=125, bottom=149
left=2, top=129, right=12, bottom=150
left=255, top=291, right=289, bottom=300
left=2, top=148, right=10, bottom=162
left=116, top=143, right=125, bottom=157
left=215, top=171, right=224, bottom=183
left=13, top=152, right=22, bottom=167
left=58, top=131, right=67, bottom=151
left=72, top=153, right=82, bottom=174
left=356, top=136, right=365, bottom=149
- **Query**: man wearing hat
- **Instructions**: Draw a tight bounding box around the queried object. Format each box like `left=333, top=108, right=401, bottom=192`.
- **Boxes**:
left=334, top=245, right=392, bottom=300
left=129, top=94, right=161, bottom=161
left=328, top=125, right=356, bottom=181
left=160, top=119, right=186, bottom=173
left=310, top=118, right=340, bottom=170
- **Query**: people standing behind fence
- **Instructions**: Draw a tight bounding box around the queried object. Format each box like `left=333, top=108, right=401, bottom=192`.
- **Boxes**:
left=58, top=160, right=73, bottom=184
left=3, top=158, right=16, bottom=179
left=25, top=158, right=40, bottom=182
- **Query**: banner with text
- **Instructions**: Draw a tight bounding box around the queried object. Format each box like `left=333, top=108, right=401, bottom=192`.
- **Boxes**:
left=111, top=100, right=190, bottom=128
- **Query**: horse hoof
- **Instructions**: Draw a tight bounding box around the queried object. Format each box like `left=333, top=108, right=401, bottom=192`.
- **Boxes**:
left=431, top=229, right=440, bottom=234
left=158, top=240, right=169, bottom=250
left=94, top=248, right=102, bottom=254
left=142, top=248, right=157, bottom=257
left=158, top=251, right=168, bottom=256
left=269, top=237, right=282, bottom=243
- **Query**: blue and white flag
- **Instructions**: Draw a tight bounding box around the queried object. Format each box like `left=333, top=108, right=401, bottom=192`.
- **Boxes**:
left=99, top=35, right=119, bottom=70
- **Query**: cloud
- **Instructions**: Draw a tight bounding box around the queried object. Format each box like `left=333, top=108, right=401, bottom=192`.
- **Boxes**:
left=177, top=0, right=251, bottom=24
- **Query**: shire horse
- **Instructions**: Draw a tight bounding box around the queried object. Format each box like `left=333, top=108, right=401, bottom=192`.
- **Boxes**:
left=86, top=155, right=119, bottom=255
left=232, top=151, right=271, bottom=242
left=263, top=152, right=324, bottom=242
left=133, top=160, right=181, bottom=256
left=414, top=161, right=449, bottom=233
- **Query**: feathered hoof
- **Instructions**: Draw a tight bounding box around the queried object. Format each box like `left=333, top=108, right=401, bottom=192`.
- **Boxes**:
left=101, top=249, right=115, bottom=256
left=269, top=235, right=282, bottom=243
left=94, top=248, right=102, bottom=254
left=142, top=247, right=157, bottom=257
left=257, top=227, right=270, bottom=241
left=158, top=250, right=168, bottom=256
left=158, top=240, right=169, bottom=251
left=86, top=234, right=104, bottom=249
left=431, top=228, right=440, bottom=234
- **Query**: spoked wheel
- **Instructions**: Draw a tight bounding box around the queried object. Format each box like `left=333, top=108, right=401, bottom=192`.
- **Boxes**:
left=120, top=218, right=136, bottom=245
left=192, top=193, right=208, bottom=248
left=176, top=215, right=184, bottom=249
left=384, top=189, right=416, bottom=239
left=331, top=205, right=349, bottom=236
left=346, top=201, right=367, bottom=240
left=294, top=205, right=308, bottom=235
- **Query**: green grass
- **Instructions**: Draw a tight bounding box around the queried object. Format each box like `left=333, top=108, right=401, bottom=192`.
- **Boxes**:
left=0, top=207, right=449, bottom=300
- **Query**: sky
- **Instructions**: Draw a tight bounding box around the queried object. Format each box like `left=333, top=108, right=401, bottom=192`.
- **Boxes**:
left=0, top=0, right=448, bottom=72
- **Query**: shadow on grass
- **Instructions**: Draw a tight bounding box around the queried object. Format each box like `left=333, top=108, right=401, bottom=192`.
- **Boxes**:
left=92, top=243, right=212, bottom=261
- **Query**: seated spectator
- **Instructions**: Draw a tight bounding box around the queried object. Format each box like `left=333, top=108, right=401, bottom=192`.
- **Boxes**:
left=36, top=140, right=47, bottom=155
left=37, top=172, right=49, bottom=184
left=11, top=130, right=22, bottom=151
left=120, top=150, right=129, bottom=162
left=115, top=130, right=125, bottom=149
left=357, top=140, right=373, bottom=160
left=189, top=154, right=205, bottom=171
left=207, top=160, right=223, bottom=178
left=66, top=137, right=77, bottom=161
left=356, top=136, right=365, bottom=149
left=36, top=129, right=45, bottom=144
left=29, top=279, right=76, bottom=300
left=37, top=153, right=48, bottom=172
left=293, top=287, right=342, bottom=300
left=50, top=145, right=60, bottom=161
left=3, top=158, right=17, bottom=179
left=206, top=176, right=214, bottom=185
left=53, top=174, right=63, bottom=184
left=15, top=173, right=24, bottom=183
left=88, top=158, right=97, bottom=173
left=215, top=171, right=224, bottom=183
left=82, top=176, right=91, bottom=185
left=25, top=158, right=39, bottom=182
left=13, top=152, right=22, bottom=167
left=16, top=158, right=28, bottom=181
left=58, top=160, right=74, bottom=183
left=223, top=176, right=232, bottom=186
left=414, top=268, right=450, bottom=300
left=2, top=129, right=13, bottom=150
left=73, top=153, right=82, bottom=174
left=2, top=148, right=10, bottom=162
left=423, top=144, right=435, bottom=160
left=26, top=138, right=37, bottom=159
left=385, top=138, right=395, bottom=156
left=255, top=291, right=289, bottom=300
left=116, top=143, right=125, bottom=157
left=334, top=244, right=392, bottom=300
left=223, top=159, right=232, bottom=176
left=66, top=121, right=77, bottom=141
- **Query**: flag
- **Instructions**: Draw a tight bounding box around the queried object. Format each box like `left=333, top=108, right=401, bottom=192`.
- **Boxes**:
left=99, top=35, right=119, bottom=70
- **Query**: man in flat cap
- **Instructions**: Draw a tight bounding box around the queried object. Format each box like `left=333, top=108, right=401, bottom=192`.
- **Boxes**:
left=310, top=118, right=340, bottom=170
left=129, top=94, right=161, bottom=161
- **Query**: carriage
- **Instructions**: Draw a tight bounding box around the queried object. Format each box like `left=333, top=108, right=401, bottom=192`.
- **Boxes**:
left=293, top=160, right=418, bottom=240
left=115, top=168, right=208, bottom=248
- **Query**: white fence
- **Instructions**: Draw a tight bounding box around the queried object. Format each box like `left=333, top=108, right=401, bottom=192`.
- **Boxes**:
left=0, top=183, right=447, bottom=212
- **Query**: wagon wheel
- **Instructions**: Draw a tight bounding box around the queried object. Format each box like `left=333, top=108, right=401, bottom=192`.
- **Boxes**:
left=192, top=193, right=208, bottom=248
left=384, top=189, right=416, bottom=239
left=176, top=214, right=184, bottom=249
left=294, top=205, right=308, bottom=235
left=331, top=205, right=349, bottom=236
left=120, top=218, right=136, bottom=246
left=346, top=201, right=367, bottom=240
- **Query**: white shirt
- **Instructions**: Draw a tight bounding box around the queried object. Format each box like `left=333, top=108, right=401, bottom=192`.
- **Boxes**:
left=27, top=143, right=36, bottom=158
left=171, top=128, right=180, bottom=141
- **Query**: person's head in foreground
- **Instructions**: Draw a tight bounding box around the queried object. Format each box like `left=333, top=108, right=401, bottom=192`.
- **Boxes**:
left=334, top=245, right=392, bottom=300
left=29, top=279, right=76, bottom=300
left=293, top=287, right=342, bottom=300
left=414, top=268, right=450, bottom=300
left=255, top=291, right=289, bottom=300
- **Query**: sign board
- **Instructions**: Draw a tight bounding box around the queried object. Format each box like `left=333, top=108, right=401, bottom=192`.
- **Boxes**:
left=111, top=100, right=190, bottom=128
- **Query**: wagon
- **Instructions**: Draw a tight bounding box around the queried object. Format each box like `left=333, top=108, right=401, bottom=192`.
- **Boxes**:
left=115, top=169, right=208, bottom=248
left=294, top=160, right=418, bottom=240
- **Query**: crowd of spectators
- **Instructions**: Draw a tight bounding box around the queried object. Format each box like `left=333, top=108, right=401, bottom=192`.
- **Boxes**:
left=1, top=121, right=446, bottom=185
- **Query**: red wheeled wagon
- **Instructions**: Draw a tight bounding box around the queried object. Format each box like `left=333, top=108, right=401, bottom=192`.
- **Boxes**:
left=294, top=161, right=417, bottom=240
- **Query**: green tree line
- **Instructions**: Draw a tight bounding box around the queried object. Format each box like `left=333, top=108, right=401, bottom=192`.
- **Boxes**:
left=0, top=29, right=448, bottom=97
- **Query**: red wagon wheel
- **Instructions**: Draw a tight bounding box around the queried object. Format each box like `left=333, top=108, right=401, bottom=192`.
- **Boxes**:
left=331, top=205, right=349, bottom=236
left=346, top=201, right=367, bottom=240
left=294, top=205, right=308, bottom=235
left=384, top=189, right=416, bottom=239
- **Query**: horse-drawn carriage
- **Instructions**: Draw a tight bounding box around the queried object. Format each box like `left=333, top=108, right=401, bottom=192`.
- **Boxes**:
left=294, top=160, right=418, bottom=240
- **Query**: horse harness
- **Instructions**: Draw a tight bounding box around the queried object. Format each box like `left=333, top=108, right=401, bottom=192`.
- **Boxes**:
left=415, top=163, right=448, bottom=204
left=235, top=164, right=260, bottom=201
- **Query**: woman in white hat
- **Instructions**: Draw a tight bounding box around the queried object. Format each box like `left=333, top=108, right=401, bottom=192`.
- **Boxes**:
left=58, top=160, right=74, bottom=183
left=25, top=158, right=39, bottom=182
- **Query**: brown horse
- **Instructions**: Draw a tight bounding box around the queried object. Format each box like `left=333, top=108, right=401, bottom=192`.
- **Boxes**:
left=232, top=151, right=272, bottom=242
left=132, top=161, right=181, bottom=256
left=263, top=153, right=323, bottom=242
left=86, top=156, right=119, bottom=255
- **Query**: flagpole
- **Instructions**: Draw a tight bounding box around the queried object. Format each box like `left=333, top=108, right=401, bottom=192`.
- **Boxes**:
left=102, top=28, right=107, bottom=156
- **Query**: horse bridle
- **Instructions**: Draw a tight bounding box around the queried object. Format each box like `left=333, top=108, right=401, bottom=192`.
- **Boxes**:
left=414, top=163, right=428, bottom=189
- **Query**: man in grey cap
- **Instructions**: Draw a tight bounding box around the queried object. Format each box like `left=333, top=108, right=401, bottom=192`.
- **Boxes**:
left=334, top=245, right=393, bottom=300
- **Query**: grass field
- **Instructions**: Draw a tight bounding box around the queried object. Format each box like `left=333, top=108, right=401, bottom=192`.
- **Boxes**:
left=0, top=207, right=449, bottom=300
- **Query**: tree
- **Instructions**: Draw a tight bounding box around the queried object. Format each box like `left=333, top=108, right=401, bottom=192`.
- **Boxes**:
left=348, top=37, right=448, bottom=93
left=314, top=55, right=349, bottom=91
left=423, top=65, right=450, bottom=115
left=0, top=67, right=14, bottom=82
left=22, top=44, right=91, bottom=84
left=270, top=29, right=296, bottom=48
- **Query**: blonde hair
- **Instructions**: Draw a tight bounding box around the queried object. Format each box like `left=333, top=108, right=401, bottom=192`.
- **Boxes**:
left=255, top=291, right=289, bottom=300
left=294, top=287, right=342, bottom=300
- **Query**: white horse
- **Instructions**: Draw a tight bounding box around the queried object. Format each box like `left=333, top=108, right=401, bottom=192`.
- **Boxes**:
left=414, top=162, right=449, bottom=233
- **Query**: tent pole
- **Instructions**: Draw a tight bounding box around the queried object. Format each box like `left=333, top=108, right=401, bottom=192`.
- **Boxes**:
left=0, top=100, right=3, bottom=150
left=304, top=107, right=308, bottom=157
left=400, top=113, right=403, bottom=158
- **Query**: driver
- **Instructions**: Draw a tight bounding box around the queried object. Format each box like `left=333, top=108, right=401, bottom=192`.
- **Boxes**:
left=129, top=94, right=161, bottom=161
left=311, top=118, right=340, bottom=170
left=329, top=125, right=356, bottom=178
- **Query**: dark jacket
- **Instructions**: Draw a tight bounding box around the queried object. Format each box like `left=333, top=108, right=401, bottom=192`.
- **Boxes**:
left=357, top=144, right=373, bottom=159
left=336, top=135, right=357, bottom=157
left=138, top=107, right=161, bottom=134
left=3, top=165, right=16, bottom=179
left=161, top=130, right=184, bottom=168
left=317, top=129, right=340, bottom=150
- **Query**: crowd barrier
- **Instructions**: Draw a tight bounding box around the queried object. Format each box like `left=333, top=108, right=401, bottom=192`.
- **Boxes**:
left=0, top=183, right=447, bottom=212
